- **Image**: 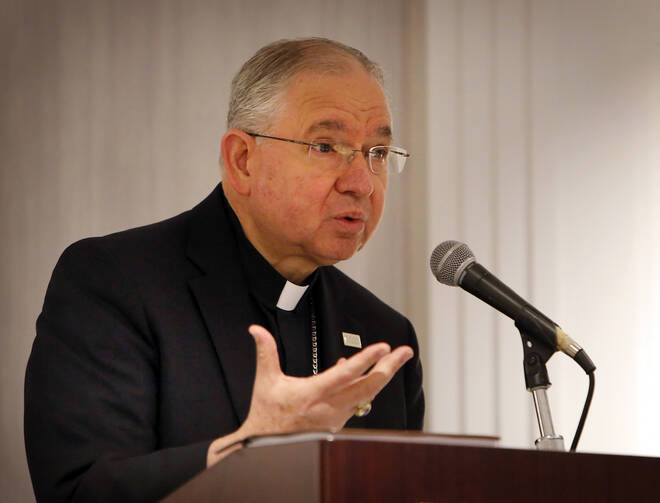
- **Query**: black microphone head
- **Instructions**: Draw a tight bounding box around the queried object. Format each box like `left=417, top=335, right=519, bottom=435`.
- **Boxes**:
left=430, top=240, right=476, bottom=286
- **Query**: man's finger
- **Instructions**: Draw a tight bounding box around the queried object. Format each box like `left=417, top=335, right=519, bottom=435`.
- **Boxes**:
left=339, top=345, right=414, bottom=406
left=248, top=324, right=283, bottom=377
left=314, top=342, right=392, bottom=391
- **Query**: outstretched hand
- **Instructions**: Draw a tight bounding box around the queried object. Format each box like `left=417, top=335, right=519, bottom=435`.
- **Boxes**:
left=207, top=324, right=413, bottom=466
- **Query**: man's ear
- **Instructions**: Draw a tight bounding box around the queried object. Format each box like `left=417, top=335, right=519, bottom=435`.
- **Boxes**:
left=221, top=129, right=256, bottom=195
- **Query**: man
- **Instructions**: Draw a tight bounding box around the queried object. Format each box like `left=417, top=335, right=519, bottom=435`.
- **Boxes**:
left=25, top=38, right=424, bottom=502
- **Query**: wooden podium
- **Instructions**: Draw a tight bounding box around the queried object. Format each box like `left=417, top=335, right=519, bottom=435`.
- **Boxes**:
left=163, top=430, right=659, bottom=502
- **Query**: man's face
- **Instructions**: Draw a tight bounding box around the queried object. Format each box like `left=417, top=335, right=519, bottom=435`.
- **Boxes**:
left=243, top=63, right=392, bottom=274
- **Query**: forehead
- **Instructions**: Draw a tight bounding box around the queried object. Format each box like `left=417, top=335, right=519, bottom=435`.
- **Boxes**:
left=274, top=66, right=392, bottom=139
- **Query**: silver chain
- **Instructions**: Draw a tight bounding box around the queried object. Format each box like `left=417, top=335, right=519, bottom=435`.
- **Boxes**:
left=310, top=297, right=318, bottom=375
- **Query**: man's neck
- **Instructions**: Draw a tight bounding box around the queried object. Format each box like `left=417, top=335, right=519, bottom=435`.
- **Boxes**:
left=223, top=187, right=317, bottom=285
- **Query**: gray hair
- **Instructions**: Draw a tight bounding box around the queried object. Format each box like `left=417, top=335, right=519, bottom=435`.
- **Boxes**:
left=227, top=37, right=385, bottom=133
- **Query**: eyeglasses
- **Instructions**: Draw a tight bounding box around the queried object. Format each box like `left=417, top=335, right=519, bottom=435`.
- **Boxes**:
left=246, top=132, right=410, bottom=175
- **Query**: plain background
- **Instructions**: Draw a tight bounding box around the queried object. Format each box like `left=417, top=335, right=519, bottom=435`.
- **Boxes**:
left=2, top=0, right=659, bottom=500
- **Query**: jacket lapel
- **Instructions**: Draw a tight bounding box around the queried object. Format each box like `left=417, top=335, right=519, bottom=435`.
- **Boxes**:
left=186, top=185, right=264, bottom=425
left=318, top=268, right=395, bottom=428
left=317, top=268, right=373, bottom=369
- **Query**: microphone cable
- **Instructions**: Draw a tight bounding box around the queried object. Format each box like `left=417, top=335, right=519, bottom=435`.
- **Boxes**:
left=570, top=370, right=595, bottom=452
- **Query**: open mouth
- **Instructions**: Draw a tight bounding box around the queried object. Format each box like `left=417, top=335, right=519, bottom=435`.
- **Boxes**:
left=335, top=215, right=365, bottom=233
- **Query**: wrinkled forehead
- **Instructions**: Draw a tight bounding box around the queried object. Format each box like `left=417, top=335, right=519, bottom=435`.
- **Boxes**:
left=274, top=66, right=392, bottom=140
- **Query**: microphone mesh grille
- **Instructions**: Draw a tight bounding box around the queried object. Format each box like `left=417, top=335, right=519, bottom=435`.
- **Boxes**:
left=429, top=240, right=475, bottom=286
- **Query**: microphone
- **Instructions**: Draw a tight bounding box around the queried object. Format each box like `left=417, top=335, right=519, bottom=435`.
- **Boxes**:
left=430, top=240, right=595, bottom=374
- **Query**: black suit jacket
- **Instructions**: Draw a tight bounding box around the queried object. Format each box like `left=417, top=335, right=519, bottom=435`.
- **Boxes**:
left=25, top=184, right=424, bottom=502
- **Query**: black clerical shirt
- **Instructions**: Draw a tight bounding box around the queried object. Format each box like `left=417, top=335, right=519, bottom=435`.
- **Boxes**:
left=222, top=192, right=320, bottom=377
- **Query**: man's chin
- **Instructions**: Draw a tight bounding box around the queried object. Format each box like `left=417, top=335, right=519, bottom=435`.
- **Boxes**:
left=315, top=243, right=363, bottom=266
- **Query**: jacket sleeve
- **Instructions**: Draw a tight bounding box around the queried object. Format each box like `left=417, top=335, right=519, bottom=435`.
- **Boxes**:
left=25, top=239, right=210, bottom=502
left=404, top=319, right=425, bottom=430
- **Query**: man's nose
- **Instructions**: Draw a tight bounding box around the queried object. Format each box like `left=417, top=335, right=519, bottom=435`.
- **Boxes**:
left=336, top=152, right=374, bottom=196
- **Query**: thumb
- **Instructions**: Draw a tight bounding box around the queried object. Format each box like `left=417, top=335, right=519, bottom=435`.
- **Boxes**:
left=248, top=324, right=282, bottom=378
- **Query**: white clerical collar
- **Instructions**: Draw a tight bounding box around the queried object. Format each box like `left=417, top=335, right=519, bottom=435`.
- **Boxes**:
left=276, top=281, right=309, bottom=311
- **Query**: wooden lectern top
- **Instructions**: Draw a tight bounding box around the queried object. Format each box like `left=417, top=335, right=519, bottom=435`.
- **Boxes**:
left=164, top=429, right=659, bottom=502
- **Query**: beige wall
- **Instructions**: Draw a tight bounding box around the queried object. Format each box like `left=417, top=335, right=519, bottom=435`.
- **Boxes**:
left=2, top=0, right=659, bottom=500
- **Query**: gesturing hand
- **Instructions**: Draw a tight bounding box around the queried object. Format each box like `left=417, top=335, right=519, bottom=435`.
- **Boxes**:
left=207, top=324, right=413, bottom=466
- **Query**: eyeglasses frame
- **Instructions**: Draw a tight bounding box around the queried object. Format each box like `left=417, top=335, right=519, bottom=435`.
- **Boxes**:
left=245, top=132, right=410, bottom=174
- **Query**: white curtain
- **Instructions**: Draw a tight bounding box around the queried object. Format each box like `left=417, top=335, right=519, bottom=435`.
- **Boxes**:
left=2, top=0, right=659, bottom=500
left=418, top=0, right=660, bottom=456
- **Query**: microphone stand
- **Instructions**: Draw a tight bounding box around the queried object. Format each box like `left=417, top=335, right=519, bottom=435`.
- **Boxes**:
left=516, top=323, right=565, bottom=451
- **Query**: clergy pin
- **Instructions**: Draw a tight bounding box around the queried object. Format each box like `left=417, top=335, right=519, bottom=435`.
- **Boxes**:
left=342, top=332, right=362, bottom=349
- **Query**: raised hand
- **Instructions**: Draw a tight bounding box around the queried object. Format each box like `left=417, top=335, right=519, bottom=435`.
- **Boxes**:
left=207, top=324, right=413, bottom=466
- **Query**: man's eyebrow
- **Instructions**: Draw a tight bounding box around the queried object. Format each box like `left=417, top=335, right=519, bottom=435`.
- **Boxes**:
left=306, top=120, right=347, bottom=134
left=377, top=125, right=393, bottom=139
left=306, top=121, right=393, bottom=139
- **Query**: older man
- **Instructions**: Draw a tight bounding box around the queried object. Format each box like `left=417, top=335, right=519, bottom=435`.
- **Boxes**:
left=25, top=38, right=424, bottom=502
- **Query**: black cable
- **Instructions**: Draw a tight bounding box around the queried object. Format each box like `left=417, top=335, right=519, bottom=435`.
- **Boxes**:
left=569, top=371, right=595, bottom=452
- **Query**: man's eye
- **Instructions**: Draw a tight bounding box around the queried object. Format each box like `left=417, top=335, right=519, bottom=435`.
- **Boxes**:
left=371, top=148, right=389, bottom=160
left=313, top=143, right=333, bottom=153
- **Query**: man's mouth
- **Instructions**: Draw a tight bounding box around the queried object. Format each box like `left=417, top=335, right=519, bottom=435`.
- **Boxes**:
left=334, top=212, right=366, bottom=233
left=335, top=211, right=365, bottom=222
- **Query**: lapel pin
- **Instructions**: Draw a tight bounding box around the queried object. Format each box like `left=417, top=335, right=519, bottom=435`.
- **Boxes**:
left=342, top=332, right=362, bottom=349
